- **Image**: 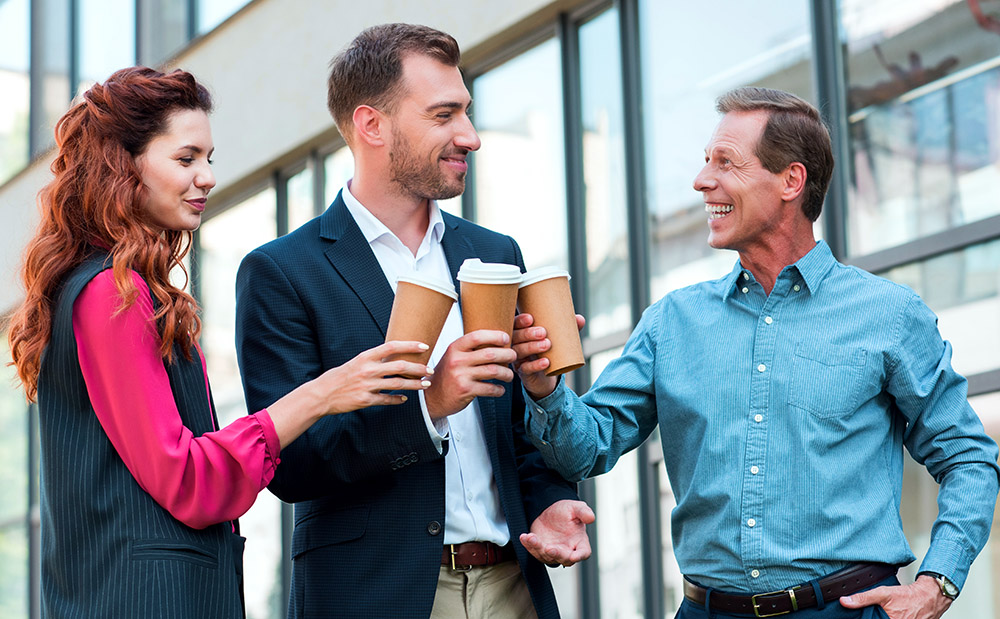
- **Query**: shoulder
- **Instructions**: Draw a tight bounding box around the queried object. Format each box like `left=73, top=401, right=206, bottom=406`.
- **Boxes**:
left=443, top=212, right=522, bottom=259
left=76, top=269, right=152, bottom=314
left=827, top=261, right=920, bottom=306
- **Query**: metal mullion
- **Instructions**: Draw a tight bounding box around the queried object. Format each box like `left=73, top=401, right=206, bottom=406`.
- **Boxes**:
left=68, top=0, right=78, bottom=98
left=847, top=214, right=1000, bottom=273
left=187, top=0, right=197, bottom=40
left=617, top=1, right=662, bottom=618
left=275, top=170, right=289, bottom=238
left=558, top=15, right=600, bottom=618
left=810, top=0, right=850, bottom=261
left=311, top=150, right=326, bottom=217
left=969, top=370, right=1000, bottom=398
left=28, top=402, right=40, bottom=619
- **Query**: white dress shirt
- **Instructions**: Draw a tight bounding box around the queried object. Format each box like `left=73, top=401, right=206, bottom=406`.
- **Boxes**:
left=341, top=184, right=509, bottom=546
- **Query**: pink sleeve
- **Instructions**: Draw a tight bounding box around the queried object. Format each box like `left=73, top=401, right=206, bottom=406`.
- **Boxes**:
left=73, top=270, right=282, bottom=529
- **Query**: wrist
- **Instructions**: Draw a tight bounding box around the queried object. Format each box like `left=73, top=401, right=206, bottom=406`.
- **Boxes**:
left=918, top=572, right=959, bottom=600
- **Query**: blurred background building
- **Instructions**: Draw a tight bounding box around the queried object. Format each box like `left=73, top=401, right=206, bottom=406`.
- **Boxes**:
left=1, top=0, right=999, bottom=617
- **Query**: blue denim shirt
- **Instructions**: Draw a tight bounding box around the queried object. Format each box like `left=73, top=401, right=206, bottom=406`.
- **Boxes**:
left=526, top=241, right=999, bottom=592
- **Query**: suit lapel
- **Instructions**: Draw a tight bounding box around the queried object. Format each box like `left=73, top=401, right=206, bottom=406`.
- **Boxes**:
left=320, top=192, right=394, bottom=337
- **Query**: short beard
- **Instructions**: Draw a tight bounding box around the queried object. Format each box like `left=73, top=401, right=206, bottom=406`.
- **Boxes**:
left=388, top=135, right=466, bottom=201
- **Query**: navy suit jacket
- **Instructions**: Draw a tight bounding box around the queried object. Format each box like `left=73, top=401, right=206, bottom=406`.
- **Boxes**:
left=235, top=193, right=578, bottom=618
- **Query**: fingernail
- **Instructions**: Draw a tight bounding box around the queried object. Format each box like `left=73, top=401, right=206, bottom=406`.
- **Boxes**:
left=425, top=367, right=434, bottom=375
left=418, top=343, right=430, bottom=350
left=400, top=395, right=407, bottom=402
left=841, top=596, right=852, bottom=604
left=421, top=380, right=432, bottom=387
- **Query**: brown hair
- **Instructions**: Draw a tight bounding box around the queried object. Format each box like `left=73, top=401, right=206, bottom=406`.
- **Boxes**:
left=7, top=66, right=212, bottom=402
left=716, top=87, right=833, bottom=222
left=327, top=23, right=461, bottom=142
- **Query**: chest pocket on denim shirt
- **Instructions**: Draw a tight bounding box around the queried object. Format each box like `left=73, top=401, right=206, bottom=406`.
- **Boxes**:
left=788, top=342, right=868, bottom=419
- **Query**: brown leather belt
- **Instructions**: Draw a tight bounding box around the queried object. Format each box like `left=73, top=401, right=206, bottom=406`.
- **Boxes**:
left=683, top=563, right=897, bottom=617
left=442, top=542, right=515, bottom=571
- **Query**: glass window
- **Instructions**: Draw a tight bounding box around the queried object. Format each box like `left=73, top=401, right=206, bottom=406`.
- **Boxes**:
left=0, top=523, right=28, bottom=619
left=472, top=39, right=568, bottom=271
left=198, top=0, right=249, bottom=34
left=287, top=165, right=315, bottom=232
left=0, top=0, right=30, bottom=184
left=638, top=0, right=815, bottom=299
left=324, top=145, right=354, bottom=207
left=34, top=0, right=72, bottom=155
left=579, top=9, right=631, bottom=339
left=586, top=347, right=645, bottom=618
left=842, top=0, right=1000, bottom=256
left=0, top=335, right=29, bottom=619
left=137, top=0, right=189, bottom=67
left=76, top=0, right=134, bottom=96
left=198, top=189, right=282, bottom=619
left=877, top=237, right=1000, bottom=377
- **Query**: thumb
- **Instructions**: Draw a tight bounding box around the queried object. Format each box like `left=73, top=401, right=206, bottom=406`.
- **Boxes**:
left=840, top=586, right=885, bottom=609
left=574, top=503, right=596, bottom=524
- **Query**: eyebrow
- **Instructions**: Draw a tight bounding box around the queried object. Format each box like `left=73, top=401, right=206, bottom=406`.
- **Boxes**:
left=425, top=100, right=472, bottom=113
left=177, top=144, right=215, bottom=156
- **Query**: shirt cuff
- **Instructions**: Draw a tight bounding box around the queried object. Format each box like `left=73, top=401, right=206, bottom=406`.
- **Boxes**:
left=254, top=409, right=282, bottom=469
left=918, top=538, right=974, bottom=590
left=418, top=389, right=448, bottom=454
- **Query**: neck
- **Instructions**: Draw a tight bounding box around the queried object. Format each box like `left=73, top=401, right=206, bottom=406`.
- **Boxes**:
left=738, top=234, right=816, bottom=295
left=349, top=171, right=430, bottom=256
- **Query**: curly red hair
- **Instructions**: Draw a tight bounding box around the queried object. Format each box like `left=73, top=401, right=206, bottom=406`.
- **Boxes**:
left=7, top=66, right=213, bottom=402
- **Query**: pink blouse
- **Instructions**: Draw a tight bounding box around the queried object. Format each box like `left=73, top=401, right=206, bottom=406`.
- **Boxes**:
left=72, top=269, right=281, bottom=530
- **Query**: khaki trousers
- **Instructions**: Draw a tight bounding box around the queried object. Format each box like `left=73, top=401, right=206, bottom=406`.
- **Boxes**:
left=430, top=560, right=539, bottom=619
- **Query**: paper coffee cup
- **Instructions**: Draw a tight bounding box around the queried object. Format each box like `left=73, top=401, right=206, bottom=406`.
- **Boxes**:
left=517, top=266, right=585, bottom=376
left=457, top=259, right=522, bottom=344
left=384, top=274, right=458, bottom=376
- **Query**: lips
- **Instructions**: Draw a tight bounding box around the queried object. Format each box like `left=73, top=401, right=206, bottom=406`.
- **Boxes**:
left=185, top=197, right=207, bottom=212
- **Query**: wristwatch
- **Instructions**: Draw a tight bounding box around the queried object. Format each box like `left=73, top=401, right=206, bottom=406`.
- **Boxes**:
left=919, top=571, right=959, bottom=600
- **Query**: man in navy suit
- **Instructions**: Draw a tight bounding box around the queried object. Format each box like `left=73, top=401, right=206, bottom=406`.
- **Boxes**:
left=235, top=23, right=593, bottom=619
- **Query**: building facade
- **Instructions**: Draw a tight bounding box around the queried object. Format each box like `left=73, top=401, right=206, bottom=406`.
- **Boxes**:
left=0, top=0, right=998, bottom=617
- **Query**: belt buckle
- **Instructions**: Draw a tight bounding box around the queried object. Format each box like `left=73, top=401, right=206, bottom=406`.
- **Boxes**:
left=448, top=544, right=473, bottom=572
left=751, top=587, right=799, bottom=617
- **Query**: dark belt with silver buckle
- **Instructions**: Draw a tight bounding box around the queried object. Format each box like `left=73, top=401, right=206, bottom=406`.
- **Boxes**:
left=683, top=562, right=897, bottom=617
left=442, top=542, right=516, bottom=571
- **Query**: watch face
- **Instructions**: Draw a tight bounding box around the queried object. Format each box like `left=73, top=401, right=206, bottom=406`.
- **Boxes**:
left=938, top=576, right=960, bottom=599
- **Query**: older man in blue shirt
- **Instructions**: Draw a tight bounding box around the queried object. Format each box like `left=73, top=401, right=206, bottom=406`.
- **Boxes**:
left=513, top=87, right=1000, bottom=619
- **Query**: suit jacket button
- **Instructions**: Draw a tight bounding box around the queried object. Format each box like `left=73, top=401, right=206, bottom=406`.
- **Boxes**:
left=427, top=521, right=442, bottom=536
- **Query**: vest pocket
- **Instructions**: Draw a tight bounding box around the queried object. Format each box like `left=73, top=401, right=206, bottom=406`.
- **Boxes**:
left=130, top=539, right=220, bottom=568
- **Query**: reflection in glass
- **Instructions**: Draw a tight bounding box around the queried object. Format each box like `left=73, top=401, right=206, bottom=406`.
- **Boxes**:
left=0, top=0, right=30, bottom=183
left=579, top=9, right=631, bottom=338
left=35, top=0, right=72, bottom=155
left=198, top=0, right=249, bottom=34
left=137, top=0, right=188, bottom=67
left=199, top=190, right=282, bottom=619
left=472, top=39, right=568, bottom=271
left=324, top=146, right=354, bottom=207
left=638, top=0, right=813, bottom=299
left=0, top=524, right=28, bottom=619
left=0, top=336, right=28, bottom=618
left=843, top=0, right=1000, bottom=255
left=287, top=166, right=315, bottom=232
left=76, top=0, right=134, bottom=95
left=587, top=347, right=644, bottom=619
left=878, top=238, right=1000, bottom=377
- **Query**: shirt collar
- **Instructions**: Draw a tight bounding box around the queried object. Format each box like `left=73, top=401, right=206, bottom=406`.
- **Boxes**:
left=341, top=181, right=445, bottom=247
left=723, top=240, right=836, bottom=298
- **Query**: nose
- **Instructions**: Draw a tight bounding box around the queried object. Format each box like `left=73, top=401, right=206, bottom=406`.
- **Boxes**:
left=195, top=161, right=216, bottom=192
left=693, top=162, right=716, bottom=193
left=455, top=114, right=481, bottom=152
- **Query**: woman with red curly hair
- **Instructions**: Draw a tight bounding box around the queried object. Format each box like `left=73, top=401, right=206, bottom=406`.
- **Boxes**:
left=7, top=66, right=433, bottom=618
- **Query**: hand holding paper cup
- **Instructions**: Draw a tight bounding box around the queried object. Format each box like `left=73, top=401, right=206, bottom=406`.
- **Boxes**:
left=517, top=267, right=585, bottom=376
left=384, top=274, right=459, bottom=377
left=456, top=258, right=522, bottom=344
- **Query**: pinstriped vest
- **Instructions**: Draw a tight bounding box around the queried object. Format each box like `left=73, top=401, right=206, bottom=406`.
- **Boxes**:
left=37, top=255, right=244, bottom=619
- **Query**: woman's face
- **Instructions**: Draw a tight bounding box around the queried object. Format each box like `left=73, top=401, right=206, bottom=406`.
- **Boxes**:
left=136, top=108, right=215, bottom=232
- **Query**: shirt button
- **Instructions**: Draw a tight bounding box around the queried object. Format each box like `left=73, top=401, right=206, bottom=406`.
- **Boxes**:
left=743, top=272, right=750, bottom=281
left=754, top=414, right=763, bottom=423
left=750, top=465, right=759, bottom=475
left=793, top=284, right=801, bottom=292
left=751, top=569, right=761, bottom=578
left=466, top=491, right=474, bottom=502
left=757, top=363, right=766, bottom=372
left=747, top=518, right=756, bottom=527
left=742, top=287, right=749, bottom=294
left=454, top=431, right=462, bottom=441
left=764, top=316, right=773, bottom=325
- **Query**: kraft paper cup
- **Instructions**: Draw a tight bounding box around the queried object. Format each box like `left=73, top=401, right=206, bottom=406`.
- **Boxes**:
left=457, top=259, right=522, bottom=344
left=384, top=274, right=458, bottom=376
left=517, top=266, right=585, bottom=376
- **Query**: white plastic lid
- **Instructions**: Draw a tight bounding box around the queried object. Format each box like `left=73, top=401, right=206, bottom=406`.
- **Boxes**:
left=518, top=266, right=571, bottom=288
left=456, top=258, right=523, bottom=284
left=396, top=274, right=459, bottom=300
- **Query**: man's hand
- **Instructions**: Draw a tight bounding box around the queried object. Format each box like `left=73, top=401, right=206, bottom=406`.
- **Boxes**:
left=423, top=330, right=517, bottom=419
left=839, top=574, right=953, bottom=619
left=519, top=499, right=594, bottom=567
left=512, top=313, right=585, bottom=400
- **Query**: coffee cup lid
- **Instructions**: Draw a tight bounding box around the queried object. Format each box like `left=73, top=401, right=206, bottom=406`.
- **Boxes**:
left=396, top=274, right=459, bottom=300
left=456, top=258, right=523, bottom=284
left=518, top=266, right=571, bottom=288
